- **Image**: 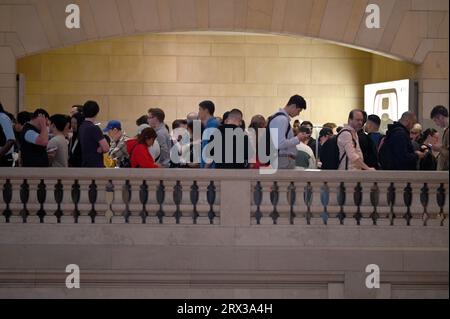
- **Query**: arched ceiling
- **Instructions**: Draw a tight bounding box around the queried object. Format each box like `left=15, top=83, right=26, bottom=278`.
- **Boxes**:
left=0, top=0, right=448, bottom=63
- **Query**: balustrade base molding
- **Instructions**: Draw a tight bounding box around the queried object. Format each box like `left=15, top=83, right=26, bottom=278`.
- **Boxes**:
left=0, top=223, right=448, bottom=299
left=0, top=169, right=448, bottom=298
left=0, top=270, right=447, bottom=299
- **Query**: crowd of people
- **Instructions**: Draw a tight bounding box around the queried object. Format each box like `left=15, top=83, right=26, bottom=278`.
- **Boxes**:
left=0, top=96, right=448, bottom=172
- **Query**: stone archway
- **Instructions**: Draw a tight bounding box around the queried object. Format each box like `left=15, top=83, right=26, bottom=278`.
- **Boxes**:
left=1, top=0, right=448, bottom=123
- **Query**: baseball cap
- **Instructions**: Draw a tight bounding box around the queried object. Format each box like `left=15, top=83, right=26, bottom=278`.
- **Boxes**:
left=137, top=124, right=150, bottom=135
left=103, top=120, right=122, bottom=132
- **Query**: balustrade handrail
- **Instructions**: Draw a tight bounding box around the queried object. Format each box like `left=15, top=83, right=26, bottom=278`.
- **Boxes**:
left=1, top=168, right=448, bottom=226
left=0, top=168, right=448, bottom=183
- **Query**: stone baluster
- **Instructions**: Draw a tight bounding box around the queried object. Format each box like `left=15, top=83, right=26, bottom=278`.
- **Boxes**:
left=190, top=181, right=199, bottom=224
left=139, top=181, right=149, bottom=224
left=207, top=181, right=217, bottom=225
left=2, top=179, right=12, bottom=223
left=270, top=181, right=280, bottom=225
left=54, top=180, right=64, bottom=223
left=36, top=179, right=46, bottom=223
left=88, top=180, right=98, bottom=223
left=105, top=180, right=115, bottom=223
left=304, top=182, right=313, bottom=225
left=336, top=182, right=346, bottom=225
left=320, top=182, right=330, bottom=225
left=287, top=182, right=296, bottom=225
left=370, top=183, right=380, bottom=225
left=403, top=183, right=413, bottom=226
left=387, top=182, right=396, bottom=226
left=253, top=181, right=263, bottom=225
left=353, top=182, right=363, bottom=226
left=71, top=180, right=81, bottom=223
left=173, top=181, right=183, bottom=224
left=156, top=180, right=165, bottom=224
left=20, top=179, right=30, bottom=223
left=122, top=180, right=132, bottom=223
left=420, top=183, right=429, bottom=226
left=437, top=183, right=447, bottom=226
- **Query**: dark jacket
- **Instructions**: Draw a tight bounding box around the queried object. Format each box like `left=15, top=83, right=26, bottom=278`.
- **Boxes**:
left=215, top=124, right=250, bottom=169
left=385, top=122, right=418, bottom=170
left=68, top=136, right=82, bottom=167
left=20, top=123, right=49, bottom=167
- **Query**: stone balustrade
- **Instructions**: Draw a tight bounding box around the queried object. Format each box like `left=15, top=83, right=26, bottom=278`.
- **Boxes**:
left=1, top=168, right=448, bottom=227
left=0, top=168, right=448, bottom=299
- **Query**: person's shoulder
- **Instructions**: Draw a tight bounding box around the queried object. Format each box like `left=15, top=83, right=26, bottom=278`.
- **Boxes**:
left=56, top=135, right=68, bottom=145
left=0, top=112, right=9, bottom=121
left=47, top=136, right=56, bottom=146
left=338, top=128, right=353, bottom=137
left=207, top=118, right=220, bottom=128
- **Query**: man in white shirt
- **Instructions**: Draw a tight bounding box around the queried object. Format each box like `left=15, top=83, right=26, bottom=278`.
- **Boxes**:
left=267, top=95, right=307, bottom=169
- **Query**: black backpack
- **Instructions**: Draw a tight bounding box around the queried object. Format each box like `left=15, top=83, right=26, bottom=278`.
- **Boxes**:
left=265, top=112, right=291, bottom=157
left=320, top=129, right=355, bottom=170
left=119, top=143, right=138, bottom=168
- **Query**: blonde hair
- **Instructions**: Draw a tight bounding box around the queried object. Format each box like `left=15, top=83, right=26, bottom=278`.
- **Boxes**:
left=411, top=123, right=422, bottom=133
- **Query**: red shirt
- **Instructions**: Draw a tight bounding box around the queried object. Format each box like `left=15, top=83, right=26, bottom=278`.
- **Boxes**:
left=127, top=139, right=159, bottom=169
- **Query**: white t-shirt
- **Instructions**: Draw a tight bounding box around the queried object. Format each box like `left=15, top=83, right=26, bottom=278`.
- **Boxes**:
left=296, top=142, right=316, bottom=169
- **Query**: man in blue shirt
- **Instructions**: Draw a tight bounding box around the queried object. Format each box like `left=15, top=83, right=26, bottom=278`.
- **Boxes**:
left=0, top=103, right=16, bottom=167
left=198, top=100, right=219, bottom=168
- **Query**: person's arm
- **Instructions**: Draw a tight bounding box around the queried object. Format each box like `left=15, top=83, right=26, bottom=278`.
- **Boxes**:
left=34, top=116, right=49, bottom=147
left=97, top=138, right=110, bottom=153
left=270, top=116, right=299, bottom=151
left=157, top=134, right=171, bottom=167
left=432, top=129, right=449, bottom=158
left=47, top=138, right=57, bottom=164
left=0, top=116, right=16, bottom=157
left=339, top=131, right=373, bottom=170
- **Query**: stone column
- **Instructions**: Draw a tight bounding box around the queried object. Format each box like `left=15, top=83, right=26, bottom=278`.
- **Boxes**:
left=0, top=46, right=17, bottom=113
left=220, top=180, right=251, bottom=227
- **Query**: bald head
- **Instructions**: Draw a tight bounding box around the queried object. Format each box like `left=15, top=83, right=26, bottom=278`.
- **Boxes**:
left=399, top=112, right=417, bottom=131
left=225, top=109, right=243, bottom=126
left=187, top=112, right=198, bottom=121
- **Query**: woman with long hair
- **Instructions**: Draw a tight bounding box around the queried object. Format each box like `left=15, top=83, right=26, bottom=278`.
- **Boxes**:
left=68, top=112, right=84, bottom=167
left=417, top=128, right=439, bottom=171
left=127, top=127, right=159, bottom=168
